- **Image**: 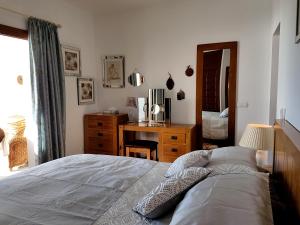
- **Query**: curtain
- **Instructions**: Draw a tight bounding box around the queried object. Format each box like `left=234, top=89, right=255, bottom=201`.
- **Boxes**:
left=28, top=17, right=65, bottom=164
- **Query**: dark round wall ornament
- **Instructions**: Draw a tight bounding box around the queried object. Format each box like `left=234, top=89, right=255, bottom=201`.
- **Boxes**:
left=166, top=72, right=175, bottom=90
left=177, top=89, right=185, bottom=100
left=185, top=65, right=194, bottom=77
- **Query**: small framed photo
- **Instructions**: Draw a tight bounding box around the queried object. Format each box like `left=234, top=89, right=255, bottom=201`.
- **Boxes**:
left=103, top=55, right=125, bottom=88
left=296, top=0, right=300, bottom=43
left=77, top=78, right=94, bottom=105
left=62, top=45, right=81, bottom=76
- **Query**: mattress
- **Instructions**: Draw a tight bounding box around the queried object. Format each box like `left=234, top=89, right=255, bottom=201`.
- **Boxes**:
left=202, top=111, right=228, bottom=140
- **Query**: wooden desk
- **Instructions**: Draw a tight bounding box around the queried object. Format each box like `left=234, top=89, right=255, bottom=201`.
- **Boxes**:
left=119, top=122, right=196, bottom=162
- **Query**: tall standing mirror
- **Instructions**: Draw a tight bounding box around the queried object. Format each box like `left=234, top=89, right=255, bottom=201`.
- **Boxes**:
left=196, top=42, right=237, bottom=149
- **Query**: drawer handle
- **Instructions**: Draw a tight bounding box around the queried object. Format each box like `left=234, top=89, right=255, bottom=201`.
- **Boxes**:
left=97, top=122, right=103, bottom=126
left=98, top=144, right=103, bottom=147
left=97, top=133, right=103, bottom=137
left=171, top=148, right=178, bottom=152
left=171, top=136, right=178, bottom=140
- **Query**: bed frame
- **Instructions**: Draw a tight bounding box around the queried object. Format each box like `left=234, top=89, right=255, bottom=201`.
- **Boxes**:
left=274, top=119, right=300, bottom=217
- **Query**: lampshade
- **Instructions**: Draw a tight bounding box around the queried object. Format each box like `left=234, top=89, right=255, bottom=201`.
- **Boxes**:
left=239, top=124, right=274, bottom=150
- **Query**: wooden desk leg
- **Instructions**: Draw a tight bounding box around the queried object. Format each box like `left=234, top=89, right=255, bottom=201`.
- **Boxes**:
left=119, top=125, right=124, bottom=156
left=158, top=133, right=163, bottom=162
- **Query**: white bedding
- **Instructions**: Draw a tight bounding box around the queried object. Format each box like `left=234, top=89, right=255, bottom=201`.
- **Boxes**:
left=170, top=170, right=273, bottom=225
left=202, top=111, right=228, bottom=140
left=0, top=151, right=273, bottom=225
left=0, top=154, right=169, bottom=225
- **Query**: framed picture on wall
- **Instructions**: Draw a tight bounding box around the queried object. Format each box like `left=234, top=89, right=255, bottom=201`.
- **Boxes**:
left=296, top=0, right=300, bottom=43
left=77, top=78, right=94, bottom=105
left=103, top=55, right=125, bottom=88
left=62, top=45, right=81, bottom=76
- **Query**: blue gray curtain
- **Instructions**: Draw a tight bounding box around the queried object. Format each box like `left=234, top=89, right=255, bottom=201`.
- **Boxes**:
left=28, top=17, right=65, bottom=164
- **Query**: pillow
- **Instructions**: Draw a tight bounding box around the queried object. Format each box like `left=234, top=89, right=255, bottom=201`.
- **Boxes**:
left=208, top=146, right=257, bottom=170
left=165, top=150, right=211, bottom=177
left=219, top=107, right=229, bottom=118
left=133, top=167, right=212, bottom=219
left=169, top=171, right=272, bottom=225
left=208, top=163, right=258, bottom=177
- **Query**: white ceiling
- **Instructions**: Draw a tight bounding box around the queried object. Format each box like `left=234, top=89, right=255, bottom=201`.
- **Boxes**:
left=66, top=0, right=168, bottom=15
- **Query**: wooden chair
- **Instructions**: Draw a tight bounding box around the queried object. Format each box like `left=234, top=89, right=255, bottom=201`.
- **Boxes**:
left=125, top=140, right=158, bottom=161
left=9, top=136, right=28, bottom=170
left=0, top=128, right=4, bottom=143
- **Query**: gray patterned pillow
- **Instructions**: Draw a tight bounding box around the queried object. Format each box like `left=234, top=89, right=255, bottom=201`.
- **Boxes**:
left=133, top=167, right=212, bottom=219
left=208, top=163, right=257, bottom=177
left=165, top=150, right=211, bottom=177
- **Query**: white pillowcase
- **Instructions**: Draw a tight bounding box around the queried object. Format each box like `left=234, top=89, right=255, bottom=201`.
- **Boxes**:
left=219, top=108, right=229, bottom=118
left=165, top=150, right=211, bottom=178
left=207, top=146, right=257, bottom=170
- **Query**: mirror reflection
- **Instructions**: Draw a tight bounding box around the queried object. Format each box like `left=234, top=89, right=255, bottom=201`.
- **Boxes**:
left=202, top=49, right=230, bottom=148
left=128, top=72, right=145, bottom=87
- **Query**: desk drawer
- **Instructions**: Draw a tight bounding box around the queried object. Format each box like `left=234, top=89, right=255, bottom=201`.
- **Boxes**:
left=86, top=137, right=113, bottom=154
left=86, top=116, right=113, bottom=130
left=162, top=133, right=186, bottom=144
left=163, top=144, right=186, bottom=157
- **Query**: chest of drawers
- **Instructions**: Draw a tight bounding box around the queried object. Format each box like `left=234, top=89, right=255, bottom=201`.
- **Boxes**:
left=84, top=113, right=128, bottom=155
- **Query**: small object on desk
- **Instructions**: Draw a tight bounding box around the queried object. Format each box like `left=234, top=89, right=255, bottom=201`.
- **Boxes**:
left=103, top=108, right=119, bottom=114
left=103, top=110, right=112, bottom=114
left=126, top=97, right=138, bottom=122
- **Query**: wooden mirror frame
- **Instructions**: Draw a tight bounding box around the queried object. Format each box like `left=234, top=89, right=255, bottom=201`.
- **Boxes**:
left=196, top=41, right=237, bottom=148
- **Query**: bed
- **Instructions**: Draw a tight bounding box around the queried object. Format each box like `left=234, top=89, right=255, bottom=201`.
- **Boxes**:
left=202, top=111, right=228, bottom=140
left=0, top=119, right=299, bottom=225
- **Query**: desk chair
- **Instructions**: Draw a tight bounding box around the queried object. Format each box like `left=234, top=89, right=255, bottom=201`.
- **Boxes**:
left=125, top=140, right=158, bottom=161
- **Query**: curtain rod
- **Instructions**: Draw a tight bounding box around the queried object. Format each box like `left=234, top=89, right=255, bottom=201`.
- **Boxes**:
left=0, top=6, right=62, bottom=28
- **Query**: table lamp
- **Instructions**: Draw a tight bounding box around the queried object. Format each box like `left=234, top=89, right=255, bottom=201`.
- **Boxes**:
left=239, top=124, right=274, bottom=171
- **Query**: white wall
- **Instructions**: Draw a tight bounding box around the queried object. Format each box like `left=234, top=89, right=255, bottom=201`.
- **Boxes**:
left=272, top=0, right=300, bottom=130
left=95, top=0, right=273, bottom=143
left=269, top=26, right=280, bottom=125
left=0, top=0, right=99, bottom=157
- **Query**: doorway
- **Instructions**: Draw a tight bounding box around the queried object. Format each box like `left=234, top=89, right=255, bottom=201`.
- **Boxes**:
left=0, top=25, right=34, bottom=177
left=269, top=24, right=280, bottom=125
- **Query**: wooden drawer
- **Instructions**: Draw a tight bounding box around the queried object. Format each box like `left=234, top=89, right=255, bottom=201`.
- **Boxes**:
left=86, top=129, right=113, bottom=138
left=86, top=116, right=113, bottom=130
left=86, top=137, right=113, bottom=154
left=163, top=144, right=186, bottom=157
left=162, top=133, right=186, bottom=145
